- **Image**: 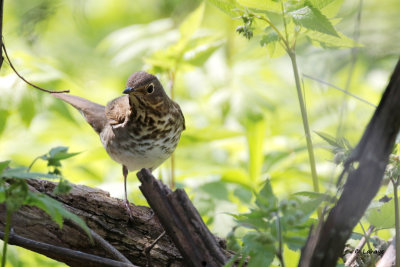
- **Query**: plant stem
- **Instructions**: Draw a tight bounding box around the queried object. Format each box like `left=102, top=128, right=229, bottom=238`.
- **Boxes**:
left=1, top=209, right=12, bottom=267
left=392, top=178, right=400, bottom=267
left=288, top=51, right=320, bottom=198
left=275, top=212, right=285, bottom=267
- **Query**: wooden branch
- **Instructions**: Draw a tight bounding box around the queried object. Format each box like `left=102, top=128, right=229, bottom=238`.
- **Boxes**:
left=299, top=59, right=400, bottom=267
left=137, top=168, right=229, bottom=267
left=0, top=179, right=186, bottom=267
left=0, top=230, right=138, bottom=267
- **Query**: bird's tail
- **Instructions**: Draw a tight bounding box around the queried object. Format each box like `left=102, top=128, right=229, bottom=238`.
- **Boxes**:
left=52, top=93, right=107, bottom=134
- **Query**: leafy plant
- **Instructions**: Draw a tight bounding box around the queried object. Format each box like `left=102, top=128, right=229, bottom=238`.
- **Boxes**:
left=228, top=179, right=327, bottom=266
left=0, top=147, right=90, bottom=267
left=208, top=0, right=357, bottom=210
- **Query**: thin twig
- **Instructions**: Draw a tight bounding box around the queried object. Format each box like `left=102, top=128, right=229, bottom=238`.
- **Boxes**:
left=344, top=225, right=374, bottom=266
left=144, top=231, right=166, bottom=267
left=302, top=73, right=376, bottom=108
left=0, top=230, right=138, bottom=267
left=0, top=0, right=4, bottom=70
left=89, top=229, right=132, bottom=265
left=2, top=43, right=69, bottom=94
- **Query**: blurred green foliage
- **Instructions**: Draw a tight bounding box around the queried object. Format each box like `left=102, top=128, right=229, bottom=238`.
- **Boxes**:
left=1, top=0, right=400, bottom=266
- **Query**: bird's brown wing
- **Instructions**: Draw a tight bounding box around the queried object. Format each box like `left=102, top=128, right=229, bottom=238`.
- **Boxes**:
left=172, top=100, right=185, bottom=130
left=52, top=93, right=107, bottom=134
left=105, top=95, right=131, bottom=126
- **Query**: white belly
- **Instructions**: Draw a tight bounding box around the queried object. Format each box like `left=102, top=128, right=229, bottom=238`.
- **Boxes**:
left=100, top=125, right=179, bottom=172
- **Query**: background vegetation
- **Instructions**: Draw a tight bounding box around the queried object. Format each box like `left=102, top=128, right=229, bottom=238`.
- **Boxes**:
left=1, top=0, right=400, bottom=266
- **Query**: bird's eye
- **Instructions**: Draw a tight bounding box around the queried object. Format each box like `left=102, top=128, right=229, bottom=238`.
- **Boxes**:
left=146, top=84, right=154, bottom=94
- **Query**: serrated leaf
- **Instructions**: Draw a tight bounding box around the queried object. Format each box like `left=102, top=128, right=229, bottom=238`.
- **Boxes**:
left=309, top=0, right=344, bottom=17
left=242, top=232, right=275, bottom=267
left=0, top=109, right=9, bottom=136
left=255, top=179, right=278, bottom=211
left=0, top=160, right=11, bottom=174
left=306, top=30, right=358, bottom=48
left=260, top=32, right=280, bottom=47
left=238, top=0, right=281, bottom=13
left=207, top=0, right=239, bottom=17
left=289, top=3, right=339, bottom=37
left=49, top=146, right=69, bottom=158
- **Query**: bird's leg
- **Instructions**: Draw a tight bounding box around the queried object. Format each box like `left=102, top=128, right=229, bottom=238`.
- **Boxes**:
left=123, top=165, right=134, bottom=219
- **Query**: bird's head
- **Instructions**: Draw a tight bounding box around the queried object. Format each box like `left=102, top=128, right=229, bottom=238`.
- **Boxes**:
left=123, top=71, right=169, bottom=108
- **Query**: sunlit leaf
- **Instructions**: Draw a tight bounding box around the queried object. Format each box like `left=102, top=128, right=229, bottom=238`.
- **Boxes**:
left=238, top=0, right=281, bottom=13
left=179, top=2, right=205, bottom=43
left=367, top=199, right=396, bottom=229
left=207, top=0, right=240, bottom=17
left=289, top=3, right=339, bottom=37
left=306, top=30, right=358, bottom=48
left=309, top=0, right=344, bottom=17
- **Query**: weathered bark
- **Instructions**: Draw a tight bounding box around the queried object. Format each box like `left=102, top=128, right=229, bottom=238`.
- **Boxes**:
left=0, top=178, right=186, bottom=266
left=138, top=169, right=228, bottom=267
left=299, top=59, right=400, bottom=267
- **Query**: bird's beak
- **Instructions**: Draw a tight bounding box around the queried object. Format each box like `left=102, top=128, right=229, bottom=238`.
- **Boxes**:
left=123, top=86, right=146, bottom=95
left=123, top=87, right=133, bottom=94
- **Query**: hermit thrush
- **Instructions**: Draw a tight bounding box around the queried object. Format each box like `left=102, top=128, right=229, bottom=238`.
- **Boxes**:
left=52, top=72, right=185, bottom=216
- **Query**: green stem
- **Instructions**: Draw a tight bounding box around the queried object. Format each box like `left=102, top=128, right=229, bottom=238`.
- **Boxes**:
left=392, top=178, right=400, bottom=267
left=1, top=209, right=12, bottom=267
left=288, top=51, right=320, bottom=194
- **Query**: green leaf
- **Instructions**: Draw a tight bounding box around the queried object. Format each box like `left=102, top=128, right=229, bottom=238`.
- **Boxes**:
left=26, top=192, right=92, bottom=239
left=242, top=231, right=275, bottom=267
left=255, top=179, right=278, bottom=211
left=207, top=0, right=239, bottom=17
left=183, top=39, right=224, bottom=66
left=367, top=199, right=396, bottom=229
left=179, top=2, right=205, bottom=43
left=53, top=179, right=72, bottom=195
left=0, top=109, right=9, bottom=136
left=1, top=168, right=62, bottom=179
left=306, top=30, right=358, bottom=48
left=308, top=0, right=344, bottom=17
left=246, top=117, right=267, bottom=183
left=0, top=160, right=11, bottom=174
left=237, top=0, right=281, bottom=13
left=315, top=131, right=342, bottom=148
left=260, top=31, right=286, bottom=57
left=260, top=32, right=280, bottom=47
left=5, top=180, right=29, bottom=212
left=289, top=3, right=339, bottom=37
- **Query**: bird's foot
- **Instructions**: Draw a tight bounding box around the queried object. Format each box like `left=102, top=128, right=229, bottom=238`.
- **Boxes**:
left=124, top=200, right=135, bottom=221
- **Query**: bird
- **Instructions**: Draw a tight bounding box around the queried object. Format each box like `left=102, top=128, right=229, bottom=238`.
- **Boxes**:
left=51, top=71, right=185, bottom=217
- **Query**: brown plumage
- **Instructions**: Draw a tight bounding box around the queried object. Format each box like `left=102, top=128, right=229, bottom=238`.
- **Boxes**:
left=52, top=71, right=185, bottom=215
